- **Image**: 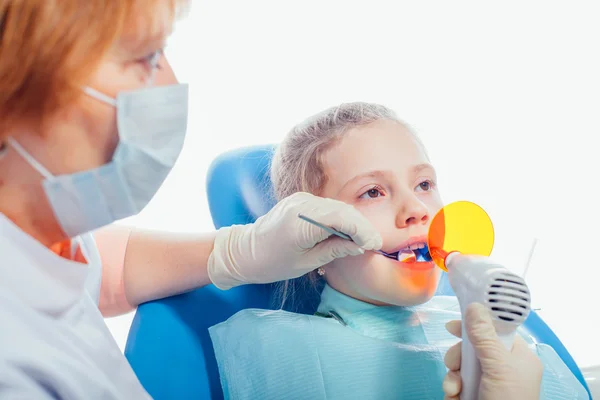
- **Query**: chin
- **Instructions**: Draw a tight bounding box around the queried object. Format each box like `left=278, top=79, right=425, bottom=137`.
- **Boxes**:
left=381, top=275, right=441, bottom=307
left=403, top=290, right=437, bottom=306
left=378, top=289, right=434, bottom=307
left=332, top=260, right=442, bottom=306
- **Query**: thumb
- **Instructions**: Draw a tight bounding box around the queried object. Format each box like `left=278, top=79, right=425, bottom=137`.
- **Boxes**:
left=307, top=236, right=366, bottom=266
left=464, top=303, right=508, bottom=372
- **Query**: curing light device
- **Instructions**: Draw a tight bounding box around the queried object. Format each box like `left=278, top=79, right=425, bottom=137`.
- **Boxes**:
left=428, top=201, right=532, bottom=400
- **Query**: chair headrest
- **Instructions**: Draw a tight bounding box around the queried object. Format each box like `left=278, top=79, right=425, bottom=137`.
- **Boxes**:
left=206, top=145, right=276, bottom=228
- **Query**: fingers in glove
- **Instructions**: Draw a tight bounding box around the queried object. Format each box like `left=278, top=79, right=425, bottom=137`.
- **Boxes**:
left=444, top=341, right=462, bottom=371
left=512, top=336, right=544, bottom=375
left=315, top=201, right=382, bottom=250
left=442, top=370, right=462, bottom=398
left=307, top=236, right=365, bottom=266
left=464, top=303, right=508, bottom=371
left=445, top=320, right=462, bottom=338
left=511, top=335, right=532, bottom=354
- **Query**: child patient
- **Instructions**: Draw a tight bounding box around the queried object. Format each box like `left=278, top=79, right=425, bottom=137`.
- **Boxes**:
left=209, top=103, right=588, bottom=400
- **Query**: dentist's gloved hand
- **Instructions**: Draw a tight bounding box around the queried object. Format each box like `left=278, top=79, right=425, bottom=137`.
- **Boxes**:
left=207, top=192, right=382, bottom=290
left=442, top=303, right=543, bottom=400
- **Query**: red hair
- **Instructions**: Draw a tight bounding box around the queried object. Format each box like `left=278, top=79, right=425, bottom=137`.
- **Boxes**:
left=0, top=0, right=187, bottom=137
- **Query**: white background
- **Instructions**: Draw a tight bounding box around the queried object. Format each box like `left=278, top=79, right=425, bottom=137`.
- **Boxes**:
left=105, top=0, right=600, bottom=370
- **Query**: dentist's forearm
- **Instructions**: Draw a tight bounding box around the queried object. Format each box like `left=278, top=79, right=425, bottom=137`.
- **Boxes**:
left=95, top=225, right=133, bottom=317
left=124, top=228, right=216, bottom=307
left=94, top=225, right=216, bottom=317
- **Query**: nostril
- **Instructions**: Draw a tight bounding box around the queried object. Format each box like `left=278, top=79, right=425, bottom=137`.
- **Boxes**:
left=406, top=215, right=428, bottom=225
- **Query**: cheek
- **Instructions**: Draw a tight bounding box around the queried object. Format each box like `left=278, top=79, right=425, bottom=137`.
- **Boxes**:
left=104, top=121, right=120, bottom=161
left=82, top=103, right=119, bottom=163
left=60, top=95, right=118, bottom=169
left=83, top=62, right=129, bottom=162
left=326, top=252, right=441, bottom=306
left=329, top=252, right=396, bottom=289
left=424, top=194, right=444, bottom=219
left=356, top=203, right=396, bottom=234
left=325, top=253, right=373, bottom=290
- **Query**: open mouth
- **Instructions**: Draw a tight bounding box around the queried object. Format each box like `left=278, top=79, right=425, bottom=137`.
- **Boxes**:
left=388, top=244, right=432, bottom=262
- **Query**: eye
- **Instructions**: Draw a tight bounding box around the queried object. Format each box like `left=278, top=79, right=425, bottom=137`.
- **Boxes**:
left=137, top=49, right=163, bottom=70
left=359, top=186, right=385, bottom=199
left=415, top=179, right=435, bottom=192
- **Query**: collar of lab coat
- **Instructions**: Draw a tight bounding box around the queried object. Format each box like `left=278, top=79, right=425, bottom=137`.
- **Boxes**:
left=0, top=213, right=89, bottom=317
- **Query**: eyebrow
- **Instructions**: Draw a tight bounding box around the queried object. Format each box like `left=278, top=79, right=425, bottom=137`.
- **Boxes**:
left=337, top=163, right=435, bottom=194
left=118, top=22, right=170, bottom=58
left=412, top=163, right=435, bottom=175
left=124, top=36, right=167, bottom=58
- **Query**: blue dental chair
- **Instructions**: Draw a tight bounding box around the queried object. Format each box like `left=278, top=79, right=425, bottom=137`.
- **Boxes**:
left=124, top=145, right=591, bottom=399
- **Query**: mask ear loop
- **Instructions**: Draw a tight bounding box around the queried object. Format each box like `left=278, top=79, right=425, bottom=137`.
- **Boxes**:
left=5, top=137, right=55, bottom=180
left=83, top=87, right=117, bottom=107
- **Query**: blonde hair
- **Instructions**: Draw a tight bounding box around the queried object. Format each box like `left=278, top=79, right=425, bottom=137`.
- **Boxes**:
left=0, top=0, right=188, bottom=137
left=270, top=102, right=414, bottom=309
left=270, top=102, right=405, bottom=201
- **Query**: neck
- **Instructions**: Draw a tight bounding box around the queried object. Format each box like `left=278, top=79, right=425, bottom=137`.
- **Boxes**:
left=0, top=151, right=67, bottom=248
left=325, top=279, right=392, bottom=306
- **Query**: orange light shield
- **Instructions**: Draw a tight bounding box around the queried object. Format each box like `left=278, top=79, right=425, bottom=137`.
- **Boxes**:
left=427, top=201, right=495, bottom=271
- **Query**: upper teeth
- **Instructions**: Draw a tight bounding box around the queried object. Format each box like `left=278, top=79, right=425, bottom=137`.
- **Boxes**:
left=406, top=243, right=425, bottom=251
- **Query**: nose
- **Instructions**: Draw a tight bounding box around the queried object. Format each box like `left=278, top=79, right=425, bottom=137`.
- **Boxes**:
left=396, top=195, right=429, bottom=228
left=153, top=55, right=179, bottom=86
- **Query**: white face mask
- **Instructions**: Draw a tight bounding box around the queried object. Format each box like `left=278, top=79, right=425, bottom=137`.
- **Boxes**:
left=7, top=83, right=189, bottom=238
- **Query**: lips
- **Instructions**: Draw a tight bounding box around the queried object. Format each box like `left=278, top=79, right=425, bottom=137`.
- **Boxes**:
left=388, top=236, right=429, bottom=254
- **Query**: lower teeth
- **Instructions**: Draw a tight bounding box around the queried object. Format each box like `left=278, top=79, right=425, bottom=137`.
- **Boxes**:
left=397, top=249, right=416, bottom=262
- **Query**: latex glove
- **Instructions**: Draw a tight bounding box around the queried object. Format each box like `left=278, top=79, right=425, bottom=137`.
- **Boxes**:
left=442, top=303, right=543, bottom=400
left=207, top=192, right=383, bottom=290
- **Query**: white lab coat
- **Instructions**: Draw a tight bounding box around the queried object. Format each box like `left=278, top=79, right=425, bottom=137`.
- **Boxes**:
left=0, top=214, right=151, bottom=399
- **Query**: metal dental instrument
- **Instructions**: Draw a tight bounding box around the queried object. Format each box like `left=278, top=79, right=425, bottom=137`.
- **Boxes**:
left=297, top=214, right=414, bottom=261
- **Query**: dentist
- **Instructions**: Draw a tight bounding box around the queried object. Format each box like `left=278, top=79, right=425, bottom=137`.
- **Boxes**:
left=0, top=1, right=542, bottom=399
